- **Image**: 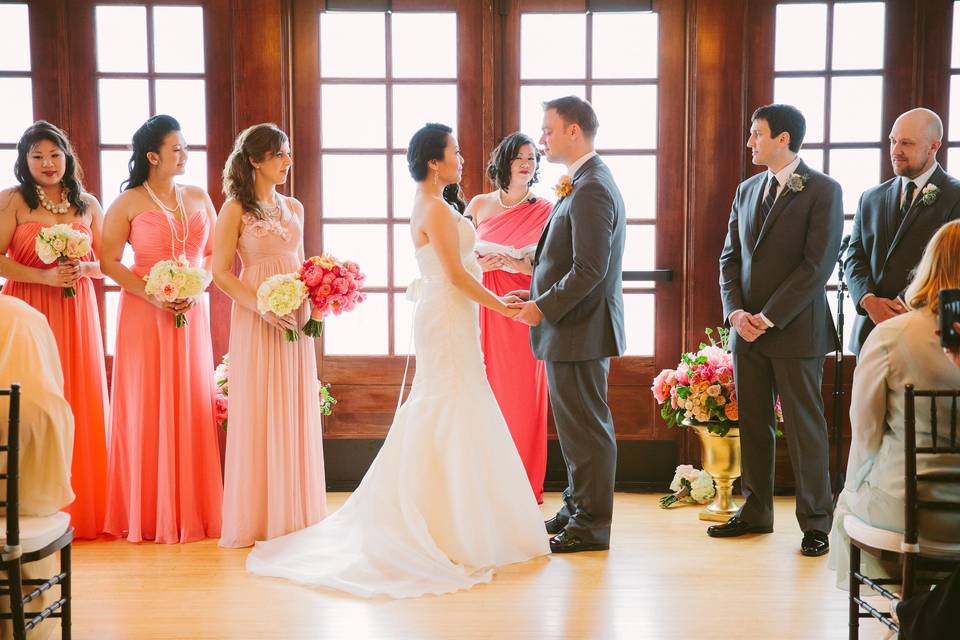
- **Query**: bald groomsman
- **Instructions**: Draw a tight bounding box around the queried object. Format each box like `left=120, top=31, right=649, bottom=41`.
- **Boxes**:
left=846, top=108, right=960, bottom=356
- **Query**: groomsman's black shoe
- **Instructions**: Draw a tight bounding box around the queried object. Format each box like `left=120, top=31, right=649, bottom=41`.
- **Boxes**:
left=706, top=515, right=773, bottom=538
left=800, top=530, right=830, bottom=557
left=548, top=531, right=609, bottom=553
left=545, top=515, right=567, bottom=535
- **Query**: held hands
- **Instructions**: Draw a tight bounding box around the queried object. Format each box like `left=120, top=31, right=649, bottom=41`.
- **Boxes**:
left=862, top=295, right=907, bottom=325
left=42, top=258, right=81, bottom=289
left=730, top=310, right=768, bottom=342
left=508, top=300, right=544, bottom=326
left=261, top=310, right=298, bottom=333
left=151, top=296, right=195, bottom=315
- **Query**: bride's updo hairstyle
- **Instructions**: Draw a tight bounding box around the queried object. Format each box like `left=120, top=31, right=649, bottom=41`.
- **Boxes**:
left=406, top=122, right=465, bottom=214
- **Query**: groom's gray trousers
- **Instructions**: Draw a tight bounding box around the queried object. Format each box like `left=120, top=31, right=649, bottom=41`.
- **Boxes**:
left=545, top=357, right=616, bottom=545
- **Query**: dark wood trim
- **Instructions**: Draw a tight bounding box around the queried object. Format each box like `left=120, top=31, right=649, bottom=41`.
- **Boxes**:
left=917, top=0, right=954, bottom=172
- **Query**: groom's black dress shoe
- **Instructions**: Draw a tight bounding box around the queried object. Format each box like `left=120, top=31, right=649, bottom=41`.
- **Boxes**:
left=706, top=516, right=773, bottom=538
left=800, top=530, right=830, bottom=557
left=545, top=515, right=567, bottom=535
left=548, top=531, right=609, bottom=553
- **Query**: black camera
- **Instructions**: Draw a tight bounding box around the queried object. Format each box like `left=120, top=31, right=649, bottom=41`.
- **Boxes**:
left=939, top=288, right=960, bottom=349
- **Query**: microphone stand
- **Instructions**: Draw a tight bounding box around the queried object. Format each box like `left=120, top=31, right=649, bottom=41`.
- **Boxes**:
left=831, top=235, right=850, bottom=503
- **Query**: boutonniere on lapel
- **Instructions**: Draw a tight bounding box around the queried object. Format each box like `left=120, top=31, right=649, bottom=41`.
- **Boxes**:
left=920, top=183, right=941, bottom=206
left=554, top=175, right=573, bottom=201
left=784, top=173, right=809, bottom=193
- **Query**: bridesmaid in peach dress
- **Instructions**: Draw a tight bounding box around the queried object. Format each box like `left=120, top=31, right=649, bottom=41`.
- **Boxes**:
left=214, top=123, right=326, bottom=548
left=466, top=133, right=551, bottom=503
left=0, top=121, right=109, bottom=539
left=101, top=115, right=223, bottom=543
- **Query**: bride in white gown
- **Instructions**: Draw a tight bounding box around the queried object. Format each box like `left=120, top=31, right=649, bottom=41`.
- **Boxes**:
left=246, top=123, right=550, bottom=598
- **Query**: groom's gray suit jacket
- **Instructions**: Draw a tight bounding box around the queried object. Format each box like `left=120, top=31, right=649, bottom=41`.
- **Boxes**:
left=530, top=155, right=626, bottom=361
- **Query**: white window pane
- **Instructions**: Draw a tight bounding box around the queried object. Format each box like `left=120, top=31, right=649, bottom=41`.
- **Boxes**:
left=96, top=5, right=147, bottom=72
left=604, top=155, right=655, bottom=219
left=321, top=85, right=386, bottom=148
left=832, top=2, right=885, bottom=71
left=592, top=85, right=657, bottom=150
left=102, top=243, right=135, bottom=287
left=322, top=224, right=387, bottom=287
left=322, top=155, right=387, bottom=218
left=100, top=149, right=131, bottom=210
left=828, top=218, right=855, bottom=287
left=827, top=292, right=857, bottom=355
left=828, top=148, right=881, bottom=215
left=950, top=76, right=960, bottom=141
left=394, top=293, right=415, bottom=355
left=0, top=78, right=33, bottom=144
left=949, top=147, right=960, bottom=173
left=0, top=149, right=17, bottom=188
left=592, top=12, right=657, bottom=79
left=521, top=14, right=585, bottom=79
left=531, top=160, right=567, bottom=203
left=775, top=3, right=827, bottom=71
left=392, top=84, right=456, bottom=149
left=830, top=76, right=883, bottom=143
left=391, top=13, right=457, bottom=78
left=177, top=150, right=207, bottom=192
left=320, top=12, right=385, bottom=78
left=773, top=77, right=825, bottom=144
left=623, top=293, right=654, bottom=356
left=98, top=79, right=149, bottom=145
left=623, top=225, right=655, bottom=272
left=392, top=223, right=418, bottom=288
left=392, top=154, right=417, bottom=217
left=954, top=4, right=960, bottom=69
left=105, top=290, right=120, bottom=356
left=520, top=84, right=586, bottom=145
left=323, top=292, right=388, bottom=355
left=801, top=148, right=824, bottom=173
left=155, top=79, right=207, bottom=145
left=153, top=6, right=204, bottom=73
left=0, top=4, right=30, bottom=71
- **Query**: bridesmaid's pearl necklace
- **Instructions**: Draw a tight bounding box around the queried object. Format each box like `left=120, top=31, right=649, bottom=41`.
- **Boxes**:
left=35, top=184, right=70, bottom=214
left=497, top=187, right=529, bottom=210
left=143, top=181, right=189, bottom=260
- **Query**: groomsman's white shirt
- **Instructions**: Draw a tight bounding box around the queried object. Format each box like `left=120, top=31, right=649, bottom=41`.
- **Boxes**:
left=566, top=151, right=597, bottom=177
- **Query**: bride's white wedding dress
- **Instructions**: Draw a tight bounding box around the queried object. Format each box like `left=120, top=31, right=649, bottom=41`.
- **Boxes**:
left=246, top=213, right=550, bottom=598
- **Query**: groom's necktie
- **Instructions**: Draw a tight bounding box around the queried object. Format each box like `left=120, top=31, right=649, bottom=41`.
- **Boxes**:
left=897, top=180, right=917, bottom=229
left=758, top=176, right=778, bottom=228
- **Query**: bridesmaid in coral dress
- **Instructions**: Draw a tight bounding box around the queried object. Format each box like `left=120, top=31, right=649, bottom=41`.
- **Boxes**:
left=0, top=121, right=109, bottom=540
left=101, top=115, right=222, bottom=543
left=466, top=133, right=551, bottom=503
left=213, top=123, right=326, bottom=548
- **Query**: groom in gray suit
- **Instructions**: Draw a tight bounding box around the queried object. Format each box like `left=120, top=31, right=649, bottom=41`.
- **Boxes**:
left=713, top=104, right=843, bottom=557
left=846, top=108, right=960, bottom=356
left=508, top=96, right=626, bottom=553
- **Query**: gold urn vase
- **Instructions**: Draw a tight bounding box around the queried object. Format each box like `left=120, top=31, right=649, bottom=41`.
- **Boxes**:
left=688, top=422, right=742, bottom=522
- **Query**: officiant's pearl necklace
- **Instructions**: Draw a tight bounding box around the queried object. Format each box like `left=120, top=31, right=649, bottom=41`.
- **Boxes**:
left=35, top=184, right=70, bottom=214
left=143, top=181, right=189, bottom=260
left=497, top=187, right=529, bottom=210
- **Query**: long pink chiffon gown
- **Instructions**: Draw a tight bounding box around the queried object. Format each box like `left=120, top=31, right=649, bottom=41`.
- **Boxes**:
left=103, top=208, right=223, bottom=543
left=219, top=202, right=327, bottom=548
left=3, top=219, right=109, bottom=540
left=476, top=198, right=552, bottom=503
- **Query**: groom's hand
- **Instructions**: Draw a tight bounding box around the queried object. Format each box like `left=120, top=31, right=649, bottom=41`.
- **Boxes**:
left=509, top=300, right=544, bottom=326
left=505, top=288, right=530, bottom=302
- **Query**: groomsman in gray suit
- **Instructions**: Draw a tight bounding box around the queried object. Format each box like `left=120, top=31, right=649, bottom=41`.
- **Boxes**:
left=508, top=96, right=626, bottom=553
left=712, top=104, right=843, bottom=557
left=846, top=108, right=960, bottom=356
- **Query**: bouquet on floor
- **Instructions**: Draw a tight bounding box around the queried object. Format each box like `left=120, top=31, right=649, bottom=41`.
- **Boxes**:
left=659, top=464, right=716, bottom=508
left=652, top=327, right=782, bottom=437
left=34, top=223, right=92, bottom=297
left=299, top=254, right=366, bottom=337
left=143, top=257, right=211, bottom=328
left=214, top=354, right=229, bottom=430
left=256, top=272, right=309, bottom=342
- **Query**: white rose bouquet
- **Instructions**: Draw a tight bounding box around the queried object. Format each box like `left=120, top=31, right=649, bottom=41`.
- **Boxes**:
left=34, top=223, right=91, bottom=297
left=256, top=272, right=308, bottom=342
left=659, top=464, right=716, bottom=508
left=143, top=257, right=211, bottom=328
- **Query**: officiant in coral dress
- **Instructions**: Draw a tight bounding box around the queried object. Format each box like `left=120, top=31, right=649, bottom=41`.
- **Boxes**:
left=466, top=133, right=552, bottom=503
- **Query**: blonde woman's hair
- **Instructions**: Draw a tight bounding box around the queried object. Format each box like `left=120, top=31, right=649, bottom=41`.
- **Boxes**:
left=222, top=123, right=288, bottom=220
left=905, top=219, right=960, bottom=313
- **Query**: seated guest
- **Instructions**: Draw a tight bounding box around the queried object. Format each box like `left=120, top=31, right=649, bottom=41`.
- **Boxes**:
left=0, top=294, right=74, bottom=640
left=829, top=220, right=960, bottom=588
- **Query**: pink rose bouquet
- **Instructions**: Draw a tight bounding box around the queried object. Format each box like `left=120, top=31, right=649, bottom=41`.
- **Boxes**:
left=299, top=254, right=366, bottom=338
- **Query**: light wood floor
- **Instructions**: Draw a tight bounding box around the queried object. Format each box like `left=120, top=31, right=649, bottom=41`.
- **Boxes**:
left=61, top=494, right=892, bottom=640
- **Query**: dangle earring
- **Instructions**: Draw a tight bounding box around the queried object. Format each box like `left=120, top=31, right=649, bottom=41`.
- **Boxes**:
left=433, top=169, right=439, bottom=186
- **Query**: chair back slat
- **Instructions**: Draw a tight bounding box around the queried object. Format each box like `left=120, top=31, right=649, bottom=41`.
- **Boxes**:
left=904, top=385, right=918, bottom=547
left=2, top=385, right=20, bottom=551
left=952, top=395, right=958, bottom=447
left=931, top=397, right=938, bottom=447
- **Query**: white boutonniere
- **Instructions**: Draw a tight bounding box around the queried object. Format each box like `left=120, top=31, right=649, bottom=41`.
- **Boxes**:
left=920, top=183, right=940, bottom=206
left=784, top=173, right=809, bottom=193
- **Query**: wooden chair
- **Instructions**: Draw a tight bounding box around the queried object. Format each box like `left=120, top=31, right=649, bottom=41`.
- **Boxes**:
left=846, top=384, right=960, bottom=639
left=0, top=384, right=73, bottom=639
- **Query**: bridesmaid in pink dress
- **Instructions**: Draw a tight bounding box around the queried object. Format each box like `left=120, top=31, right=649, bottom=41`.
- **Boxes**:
left=0, top=121, right=109, bottom=539
left=213, top=123, right=326, bottom=548
left=466, top=133, right=551, bottom=503
left=100, top=115, right=223, bottom=543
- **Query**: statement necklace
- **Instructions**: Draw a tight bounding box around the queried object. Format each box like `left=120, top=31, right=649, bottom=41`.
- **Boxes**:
left=36, top=184, right=70, bottom=214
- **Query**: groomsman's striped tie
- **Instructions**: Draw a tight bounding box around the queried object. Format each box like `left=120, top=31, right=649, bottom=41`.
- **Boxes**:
left=759, top=176, right=778, bottom=227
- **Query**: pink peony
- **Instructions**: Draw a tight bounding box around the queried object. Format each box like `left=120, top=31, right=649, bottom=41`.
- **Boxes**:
left=652, top=369, right=676, bottom=403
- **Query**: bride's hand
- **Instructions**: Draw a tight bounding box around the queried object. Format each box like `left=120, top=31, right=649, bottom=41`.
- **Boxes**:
left=505, top=288, right=530, bottom=302
left=261, top=310, right=299, bottom=331
left=500, top=294, right=524, bottom=305
left=501, top=304, right=521, bottom=318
